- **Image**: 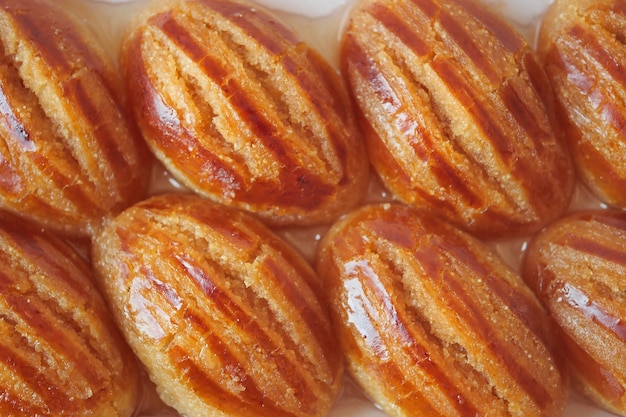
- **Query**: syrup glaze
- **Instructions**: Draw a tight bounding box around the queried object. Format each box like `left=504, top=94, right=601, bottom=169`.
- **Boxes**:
left=64, top=1, right=612, bottom=416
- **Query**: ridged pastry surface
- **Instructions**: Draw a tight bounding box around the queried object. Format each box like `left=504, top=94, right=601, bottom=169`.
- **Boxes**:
left=0, top=211, right=140, bottom=416
left=341, top=0, right=574, bottom=237
left=120, top=0, right=369, bottom=226
left=316, top=203, right=569, bottom=417
left=92, top=193, right=344, bottom=417
left=0, top=0, right=150, bottom=237
left=523, top=210, right=626, bottom=416
left=538, top=0, right=626, bottom=208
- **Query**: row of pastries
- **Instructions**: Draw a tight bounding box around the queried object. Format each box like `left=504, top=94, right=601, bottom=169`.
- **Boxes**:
left=0, top=0, right=624, bottom=416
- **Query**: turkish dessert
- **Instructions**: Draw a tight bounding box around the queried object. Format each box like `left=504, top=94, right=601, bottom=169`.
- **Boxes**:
left=340, top=0, right=574, bottom=237
left=120, top=0, right=369, bottom=227
left=316, top=203, right=569, bottom=417
left=523, top=210, right=626, bottom=416
left=92, top=193, right=344, bottom=417
left=0, top=0, right=150, bottom=237
left=538, top=0, right=626, bottom=208
left=0, top=211, right=140, bottom=416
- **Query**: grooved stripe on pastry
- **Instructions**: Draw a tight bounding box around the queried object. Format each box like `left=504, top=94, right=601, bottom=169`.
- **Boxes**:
left=0, top=1, right=146, bottom=234
left=549, top=23, right=626, bottom=190
left=142, top=11, right=338, bottom=208
left=345, top=0, right=569, bottom=233
left=113, top=201, right=336, bottom=414
left=0, top=338, right=64, bottom=414
left=344, top=35, right=487, bottom=214
left=6, top=4, right=140, bottom=191
left=171, top=252, right=321, bottom=415
left=204, top=0, right=352, bottom=170
left=353, top=2, right=539, bottom=213
left=0, top=235, right=119, bottom=412
left=372, top=218, right=553, bottom=410
left=343, top=252, right=480, bottom=416
left=328, top=208, right=561, bottom=414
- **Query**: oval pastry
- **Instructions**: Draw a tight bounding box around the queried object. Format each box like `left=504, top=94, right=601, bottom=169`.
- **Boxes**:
left=0, top=211, right=140, bottom=416
left=0, top=0, right=150, bottom=236
left=316, top=204, right=569, bottom=417
left=120, top=0, right=369, bottom=226
left=523, top=210, right=626, bottom=416
left=341, top=0, right=574, bottom=237
left=92, top=193, right=343, bottom=417
left=538, top=0, right=626, bottom=208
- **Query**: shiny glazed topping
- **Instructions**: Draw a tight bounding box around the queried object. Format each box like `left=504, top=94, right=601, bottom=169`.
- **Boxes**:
left=0, top=212, right=140, bottom=416
left=0, top=0, right=149, bottom=236
left=92, top=193, right=343, bottom=417
left=317, top=203, right=568, bottom=417
left=341, top=0, right=574, bottom=237
left=523, top=210, right=626, bottom=415
left=121, top=0, right=368, bottom=226
left=1, top=0, right=621, bottom=417
left=538, top=0, right=626, bottom=208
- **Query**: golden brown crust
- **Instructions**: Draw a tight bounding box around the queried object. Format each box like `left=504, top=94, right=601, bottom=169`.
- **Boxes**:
left=0, top=211, right=140, bottom=416
left=538, top=0, right=626, bottom=208
left=92, top=193, right=343, bottom=417
left=316, top=203, right=569, bottom=417
left=341, top=0, right=574, bottom=238
left=120, top=0, right=369, bottom=227
left=0, top=0, right=151, bottom=237
left=523, top=210, right=626, bottom=416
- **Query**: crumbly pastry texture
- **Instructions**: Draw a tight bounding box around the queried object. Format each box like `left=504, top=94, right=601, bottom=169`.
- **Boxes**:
left=92, top=193, right=344, bottom=417
left=0, top=211, right=141, bottom=416
left=120, top=0, right=369, bottom=226
left=0, top=0, right=150, bottom=237
left=341, top=0, right=575, bottom=237
left=317, top=203, right=569, bottom=417
left=523, top=210, right=626, bottom=416
left=538, top=0, right=626, bottom=208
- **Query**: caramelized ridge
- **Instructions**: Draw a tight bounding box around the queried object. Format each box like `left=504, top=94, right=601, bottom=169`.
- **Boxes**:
left=170, top=252, right=321, bottom=414
left=453, top=0, right=525, bottom=53
left=334, top=237, right=443, bottom=415
left=432, top=231, right=554, bottom=345
left=569, top=23, right=626, bottom=96
left=144, top=13, right=258, bottom=180
left=133, top=48, right=244, bottom=198
left=345, top=24, right=486, bottom=212
left=0, top=222, right=133, bottom=413
left=177, top=198, right=333, bottom=349
left=354, top=1, right=545, bottom=222
left=547, top=44, right=626, bottom=200
left=361, top=212, right=556, bottom=411
left=4, top=8, right=136, bottom=201
left=565, top=24, right=626, bottom=165
left=0, top=272, right=107, bottom=402
left=564, top=329, right=626, bottom=403
left=566, top=234, right=626, bottom=268
left=116, top=204, right=331, bottom=413
left=414, top=245, right=553, bottom=410
left=155, top=7, right=336, bottom=180
left=0, top=334, right=65, bottom=414
left=60, top=70, right=140, bottom=196
left=429, top=57, right=542, bottom=213
left=168, top=344, right=297, bottom=417
left=175, top=206, right=332, bottom=373
left=0, top=2, right=146, bottom=235
left=432, top=2, right=501, bottom=84
left=206, top=0, right=351, bottom=174
left=363, top=250, right=483, bottom=416
left=0, top=54, right=95, bottom=214
left=144, top=12, right=336, bottom=209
